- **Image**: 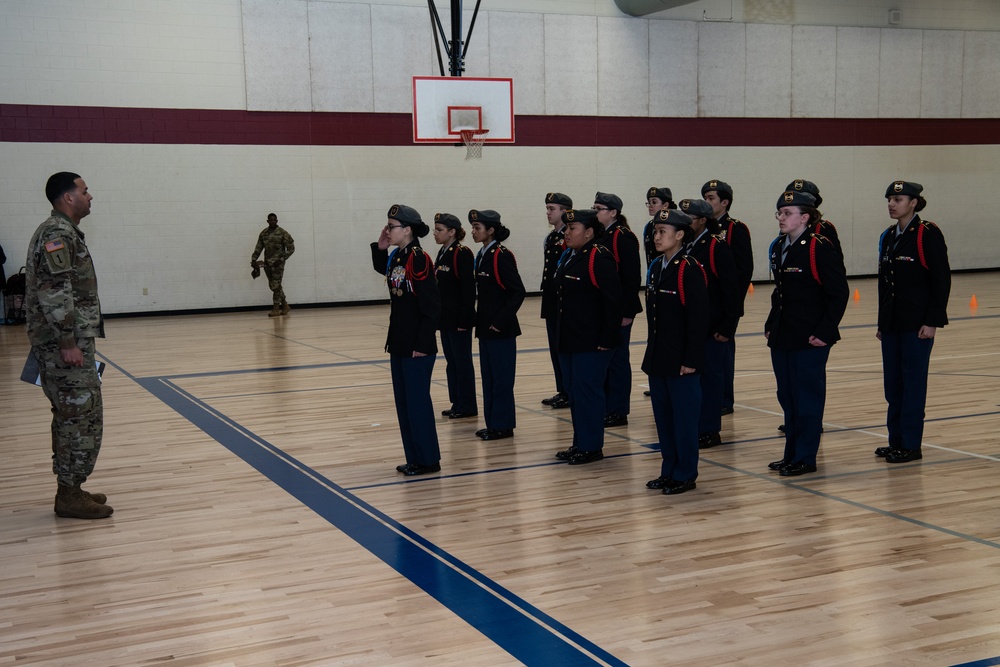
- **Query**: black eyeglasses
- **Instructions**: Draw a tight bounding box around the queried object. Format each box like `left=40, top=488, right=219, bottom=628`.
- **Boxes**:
left=593, top=206, right=609, bottom=211
left=386, top=224, right=405, bottom=230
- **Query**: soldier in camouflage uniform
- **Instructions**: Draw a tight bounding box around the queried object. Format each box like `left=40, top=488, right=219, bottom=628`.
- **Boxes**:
left=26, top=172, right=112, bottom=520
left=251, top=213, right=295, bottom=316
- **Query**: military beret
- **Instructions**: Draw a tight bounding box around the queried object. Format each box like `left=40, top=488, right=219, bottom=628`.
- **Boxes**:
left=387, top=204, right=422, bottom=226
left=646, top=187, right=673, bottom=203
left=434, top=212, right=461, bottom=229
left=545, top=192, right=573, bottom=208
left=776, top=190, right=817, bottom=210
left=594, top=191, right=623, bottom=212
left=562, top=208, right=602, bottom=232
left=468, top=209, right=502, bottom=227
left=654, top=209, right=693, bottom=229
left=885, top=180, right=923, bottom=199
left=679, top=198, right=715, bottom=219
left=786, top=179, right=823, bottom=207
left=701, top=179, right=734, bottom=202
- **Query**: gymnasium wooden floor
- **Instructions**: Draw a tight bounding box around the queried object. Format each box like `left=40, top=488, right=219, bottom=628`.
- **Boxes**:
left=1, top=273, right=999, bottom=667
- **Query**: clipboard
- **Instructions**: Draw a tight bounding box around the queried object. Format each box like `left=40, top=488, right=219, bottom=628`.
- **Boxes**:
left=20, top=348, right=105, bottom=385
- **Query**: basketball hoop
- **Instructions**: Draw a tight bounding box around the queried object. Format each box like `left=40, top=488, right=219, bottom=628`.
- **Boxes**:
left=459, top=129, right=489, bottom=160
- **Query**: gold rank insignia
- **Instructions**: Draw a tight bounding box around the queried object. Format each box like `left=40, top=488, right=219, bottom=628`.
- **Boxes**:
left=565, top=210, right=575, bottom=221
left=893, top=181, right=904, bottom=193
left=470, top=210, right=478, bottom=220
left=389, top=205, right=399, bottom=217
left=709, top=180, right=718, bottom=189
left=793, top=180, right=804, bottom=191
left=783, top=191, right=795, bottom=203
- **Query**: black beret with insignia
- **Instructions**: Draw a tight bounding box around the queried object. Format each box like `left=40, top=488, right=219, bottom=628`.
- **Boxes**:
left=786, top=179, right=823, bottom=207
left=387, top=204, right=422, bottom=226
left=885, top=180, right=923, bottom=199
left=545, top=192, right=573, bottom=208
left=594, top=191, right=623, bottom=212
left=468, top=209, right=502, bottom=228
left=679, top=198, right=715, bottom=219
left=646, top=187, right=673, bottom=203
left=776, top=190, right=817, bottom=210
left=654, top=209, right=693, bottom=229
left=434, top=212, right=461, bottom=230
left=562, top=208, right=602, bottom=232
left=701, top=179, right=734, bottom=203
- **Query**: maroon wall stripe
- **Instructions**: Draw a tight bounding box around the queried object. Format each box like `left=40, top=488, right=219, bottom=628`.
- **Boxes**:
left=2, top=104, right=998, bottom=147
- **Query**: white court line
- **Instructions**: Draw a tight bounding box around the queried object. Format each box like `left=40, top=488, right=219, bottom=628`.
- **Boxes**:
left=734, top=403, right=1000, bottom=463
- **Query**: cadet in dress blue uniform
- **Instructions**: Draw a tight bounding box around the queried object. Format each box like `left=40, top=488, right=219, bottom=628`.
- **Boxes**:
left=679, top=198, right=740, bottom=449
left=433, top=213, right=478, bottom=420
left=540, top=192, right=573, bottom=410
left=765, top=191, right=849, bottom=476
left=643, top=209, right=710, bottom=495
left=785, top=179, right=842, bottom=261
left=701, top=180, right=753, bottom=416
left=593, top=192, right=642, bottom=427
left=470, top=209, right=526, bottom=441
left=370, top=205, right=443, bottom=476
left=551, top=209, right=623, bottom=465
left=775, top=179, right=845, bottom=434
left=875, top=181, right=951, bottom=463
left=641, top=187, right=676, bottom=267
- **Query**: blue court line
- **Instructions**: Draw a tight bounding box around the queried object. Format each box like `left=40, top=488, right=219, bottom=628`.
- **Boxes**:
left=137, top=375, right=629, bottom=667
left=952, top=658, right=1000, bottom=667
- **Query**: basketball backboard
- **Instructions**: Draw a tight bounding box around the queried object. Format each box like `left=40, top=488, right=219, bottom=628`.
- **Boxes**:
left=412, top=76, right=514, bottom=143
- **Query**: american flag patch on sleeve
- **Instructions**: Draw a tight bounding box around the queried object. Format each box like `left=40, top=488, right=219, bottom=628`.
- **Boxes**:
left=45, top=240, right=64, bottom=252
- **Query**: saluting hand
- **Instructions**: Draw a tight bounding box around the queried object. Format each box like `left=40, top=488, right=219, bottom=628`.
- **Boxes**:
left=376, top=227, right=391, bottom=251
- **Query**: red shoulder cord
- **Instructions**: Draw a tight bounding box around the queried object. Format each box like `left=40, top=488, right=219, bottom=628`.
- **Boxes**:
left=405, top=250, right=431, bottom=281
left=808, top=237, right=822, bottom=285
left=588, top=249, right=599, bottom=288
left=917, top=223, right=929, bottom=269
left=727, top=220, right=735, bottom=241
left=612, top=229, right=621, bottom=265
left=677, top=259, right=687, bottom=307
left=452, top=245, right=461, bottom=275
left=708, top=238, right=718, bottom=278
left=492, top=247, right=518, bottom=290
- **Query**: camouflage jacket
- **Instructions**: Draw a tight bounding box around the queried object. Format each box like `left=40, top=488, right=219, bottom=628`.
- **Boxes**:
left=252, top=226, right=295, bottom=265
left=26, top=210, right=104, bottom=348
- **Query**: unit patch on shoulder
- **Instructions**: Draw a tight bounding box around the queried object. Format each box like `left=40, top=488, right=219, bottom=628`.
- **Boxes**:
left=43, top=238, right=71, bottom=272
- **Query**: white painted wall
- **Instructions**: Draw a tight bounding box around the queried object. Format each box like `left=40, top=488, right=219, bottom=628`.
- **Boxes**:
left=0, top=0, right=997, bottom=314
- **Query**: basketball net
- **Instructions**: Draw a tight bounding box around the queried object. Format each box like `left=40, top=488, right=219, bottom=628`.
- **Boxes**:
left=460, top=129, right=489, bottom=160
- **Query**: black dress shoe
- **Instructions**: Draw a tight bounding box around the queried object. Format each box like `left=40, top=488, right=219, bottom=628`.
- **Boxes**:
left=555, top=446, right=578, bottom=461
left=643, top=390, right=651, bottom=397
left=448, top=411, right=478, bottom=420
left=401, top=463, right=441, bottom=476
left=698, top=432, right=722, bottom=449
left=395, top=463, right=410, bottom=473
left=767, top=459, right=789, bottom=471
left=475, top=428, right=490, bottom=438
left=441, top=409, right=454, bottom=417
left=721, top=406, right=734, bottom=415
left=779, top=462, right=817, bottom=477
left=646, top=476, right=671, bottom=489
left=778, top=424, right=785, bottom=433
left=885, top=448, right=922, bottom=463
left=874, top=446, right=892, bottom=457
left=604, top=414, right=628, bottom=428
left=567, top=450, right=604, bottom=465
left=541, top=393, right=564, bottom=406
left=662, top=479, right=696, bottom=495
left=480, top=428, right=514, bottom=441
left=549, top=394, right=570, bottom=409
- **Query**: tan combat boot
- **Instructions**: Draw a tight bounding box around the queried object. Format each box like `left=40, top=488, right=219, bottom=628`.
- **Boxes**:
left=54, top=485, right=114, bottom=519
left=280, top=301, right=291, bottom=315
left=53, top=488, right=107, bottom=512
left=268, top=305, right=281, bottom=317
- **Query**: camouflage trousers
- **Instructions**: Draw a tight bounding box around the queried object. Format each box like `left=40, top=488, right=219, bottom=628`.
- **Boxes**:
left=264, top=261, right=286, bottom=306
left=35, top=338, right=104, bottom=487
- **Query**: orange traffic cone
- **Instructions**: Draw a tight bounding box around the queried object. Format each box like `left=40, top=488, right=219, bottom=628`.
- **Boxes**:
left=747, top=283, right=754, bottom=294
left=853, top=288, right=860, bottom=302
left=970, top=294, right=978, bottom=309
